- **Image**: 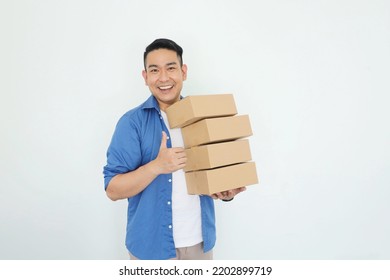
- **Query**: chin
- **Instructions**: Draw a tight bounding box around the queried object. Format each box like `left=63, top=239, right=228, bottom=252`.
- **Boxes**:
left=158, top=93, right=179, bottom=102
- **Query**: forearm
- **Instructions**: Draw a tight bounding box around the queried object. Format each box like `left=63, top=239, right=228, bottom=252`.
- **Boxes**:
left=106, top=160, right=160, bottom=201
left=106, top=132, right=187, bottom=201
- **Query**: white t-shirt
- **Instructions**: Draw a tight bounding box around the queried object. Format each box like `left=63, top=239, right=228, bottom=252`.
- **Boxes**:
left=161, top=111, right=203, bottom=248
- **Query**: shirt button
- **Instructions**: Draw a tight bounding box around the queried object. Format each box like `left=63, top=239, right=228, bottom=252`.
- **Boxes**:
left=167, top=136, right=170, bottom=139
left=168, top=225, right=172, bottom=229
left=167, top=201, right=171, bottom=205
left=168, top=179, right=172, bottom=183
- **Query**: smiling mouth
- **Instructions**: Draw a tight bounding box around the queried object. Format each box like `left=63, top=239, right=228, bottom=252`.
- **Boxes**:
left=158, top=85, right=173, bottom=90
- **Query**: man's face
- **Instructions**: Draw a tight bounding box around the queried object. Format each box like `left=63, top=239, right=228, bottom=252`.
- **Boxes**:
left=142, top=48, right=187, bottom=111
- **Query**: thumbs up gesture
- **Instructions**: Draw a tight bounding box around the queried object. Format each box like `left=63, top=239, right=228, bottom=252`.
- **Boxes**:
left=159, top=130, right=169, bottom=151
left=154, top=131, right=187, bottom=174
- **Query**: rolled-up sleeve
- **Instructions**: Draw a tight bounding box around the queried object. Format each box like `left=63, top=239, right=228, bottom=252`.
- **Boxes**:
left=103, top=113, right=142, bottom=190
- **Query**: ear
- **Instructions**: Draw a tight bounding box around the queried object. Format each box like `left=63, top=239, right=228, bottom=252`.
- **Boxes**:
left=181, top=64, right=188, bottom=81
left=142, top=69, right=148, bottom=85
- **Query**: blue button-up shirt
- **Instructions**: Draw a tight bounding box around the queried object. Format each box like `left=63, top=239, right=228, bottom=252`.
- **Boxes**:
left=103, top=95, right=216, bottom=260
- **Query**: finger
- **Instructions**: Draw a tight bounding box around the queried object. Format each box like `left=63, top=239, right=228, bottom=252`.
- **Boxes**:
left=160, top=131, right=167, bottom=150
left=176, top=151, right=187, bottom=160
left=176, top=157, right=187, bottom=166
left=232, top=187, right=244, bottom=195
left=171, top=147, right=185, bottom=153
left=214, top=192, right=224, bottom=199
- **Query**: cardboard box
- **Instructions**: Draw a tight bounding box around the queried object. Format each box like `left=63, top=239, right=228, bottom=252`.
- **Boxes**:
left=185, top=162, right=258, bottom=195
left=181, top=115, right=252, bottom=148
left=165, top=94, right=237, bottom=128
left=184, top=139, right=252, bottom=172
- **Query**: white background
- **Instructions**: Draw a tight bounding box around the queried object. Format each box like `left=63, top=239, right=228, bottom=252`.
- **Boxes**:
left=0, top=0, right=389, bottom=260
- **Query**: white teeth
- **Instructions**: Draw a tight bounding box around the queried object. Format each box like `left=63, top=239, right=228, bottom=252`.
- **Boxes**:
left=159, top=85, right=173, bottom=90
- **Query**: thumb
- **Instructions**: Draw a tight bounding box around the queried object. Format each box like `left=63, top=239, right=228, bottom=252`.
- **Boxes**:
left=160, top=131, right=168, bottom=150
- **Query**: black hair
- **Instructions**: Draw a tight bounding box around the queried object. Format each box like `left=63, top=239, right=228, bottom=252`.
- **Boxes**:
left=143, top=38, right=183, bottom=69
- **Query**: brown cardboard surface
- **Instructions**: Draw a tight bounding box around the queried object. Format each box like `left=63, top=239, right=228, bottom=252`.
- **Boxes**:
left=185, top=162, right=258, bottom=195
left=184, top=139, right=252, bottom=172
left=165, top=94, right=237, bottom=128
left=181, top=115, right=252, bottom=148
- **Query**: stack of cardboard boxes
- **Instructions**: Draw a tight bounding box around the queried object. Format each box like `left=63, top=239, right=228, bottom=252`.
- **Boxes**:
left=166, top=94, right=258, bottom=195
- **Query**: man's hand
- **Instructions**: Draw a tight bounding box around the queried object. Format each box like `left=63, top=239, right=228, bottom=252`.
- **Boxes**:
left=152, top=131, right=187, bottom=174
left=106, top=131, right=186, bottom=200
left=211, top=187, right=247, bottom=201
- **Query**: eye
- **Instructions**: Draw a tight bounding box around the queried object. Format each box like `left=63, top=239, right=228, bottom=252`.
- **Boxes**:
left=149, top=68, right=158, bottom=73
left=167, top=66, right=176, bottom=71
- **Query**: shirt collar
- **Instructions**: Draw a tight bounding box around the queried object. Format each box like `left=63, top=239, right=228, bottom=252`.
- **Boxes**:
left=141, top=95, right=160, bottom=112
left=141, top=95, right=184, bottom=112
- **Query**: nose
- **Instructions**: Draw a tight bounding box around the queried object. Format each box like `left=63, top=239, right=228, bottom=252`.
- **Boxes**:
left=158, top=69, right=169, bottom=82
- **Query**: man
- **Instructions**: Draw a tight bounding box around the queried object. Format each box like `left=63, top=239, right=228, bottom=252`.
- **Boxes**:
left=103, top=38, right=245, bottom=260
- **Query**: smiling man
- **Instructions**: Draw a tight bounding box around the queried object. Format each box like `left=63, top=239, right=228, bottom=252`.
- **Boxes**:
left=103, top=38, right=245, bottom=260
left=142, top=47, right=187, bottom=111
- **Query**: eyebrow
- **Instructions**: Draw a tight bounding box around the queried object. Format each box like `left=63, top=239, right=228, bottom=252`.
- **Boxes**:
left=147, top=62, right=178, bottom=69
